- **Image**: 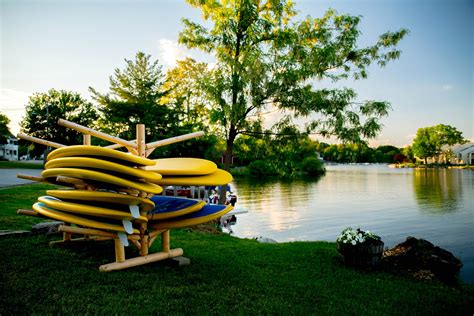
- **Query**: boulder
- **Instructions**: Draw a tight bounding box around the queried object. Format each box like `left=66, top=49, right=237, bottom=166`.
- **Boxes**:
left=255, top=236, right=278, bottom=243
left=31, top=221, right=64, bottom=235
left=383, top=236, right=463, bottom=284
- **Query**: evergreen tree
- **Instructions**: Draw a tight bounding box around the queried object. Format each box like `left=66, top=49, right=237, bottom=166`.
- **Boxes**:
left=90, top=52, right=175, bottom=142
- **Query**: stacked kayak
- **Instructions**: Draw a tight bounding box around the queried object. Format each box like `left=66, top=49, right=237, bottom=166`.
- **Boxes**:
left=27, top=146, right=234, bottom=241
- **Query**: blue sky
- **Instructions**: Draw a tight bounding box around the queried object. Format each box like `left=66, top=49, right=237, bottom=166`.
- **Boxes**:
left=1, top=0, right=472, bottom=146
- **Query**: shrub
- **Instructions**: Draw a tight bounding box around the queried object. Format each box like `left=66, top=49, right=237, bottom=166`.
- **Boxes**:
left=247, top=160, right=277, bottom=177
left=301, top=157, right=325, bottom=176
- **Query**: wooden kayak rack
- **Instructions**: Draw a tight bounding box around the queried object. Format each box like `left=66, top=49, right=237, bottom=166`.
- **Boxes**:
left=17, top=119, right=204, bottom=271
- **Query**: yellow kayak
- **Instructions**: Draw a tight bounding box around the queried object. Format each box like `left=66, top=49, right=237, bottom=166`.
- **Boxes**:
left=38, top=196, right=148, bottom=223
left=45, top=157, right=162, bottom=183
left=33, top=202, right=140, bottom=234
left=47, top=145, right=155, bottom=166
left=42, top=168, right=163, bottom=194
left=46, top=189, right=155, bottom=212
left=155, top=169, right=232, bottom=186
left=145, top=158, right=217, bottom=176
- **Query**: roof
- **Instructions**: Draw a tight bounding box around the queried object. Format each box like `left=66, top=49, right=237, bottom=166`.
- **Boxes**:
left=451, top=143, right=474, bottom=154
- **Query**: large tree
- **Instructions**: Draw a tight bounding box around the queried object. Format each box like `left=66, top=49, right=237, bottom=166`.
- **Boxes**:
left=0, top=113, right=13, bottom=144
left=412, top=124, right=467, bottom=164
left=20, top=89, right=98, bottom=157
left=179, top=0, right=408, bottom=170
left=90, top=52, right=180, bottom=142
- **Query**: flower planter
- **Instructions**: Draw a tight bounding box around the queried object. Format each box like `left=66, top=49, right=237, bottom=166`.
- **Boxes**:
left=337, top=240, right=384, bottom=267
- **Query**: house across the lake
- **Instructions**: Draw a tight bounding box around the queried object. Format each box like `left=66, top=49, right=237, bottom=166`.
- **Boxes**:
left=0, top=137, right=19, bottom=161
left=451, top=143, right=474, bottom=165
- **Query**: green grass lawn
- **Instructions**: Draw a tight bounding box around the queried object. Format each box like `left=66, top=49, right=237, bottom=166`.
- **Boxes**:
left=0, top=161, right=43, bottom=169
left=1, top=184, right=473, bottom=314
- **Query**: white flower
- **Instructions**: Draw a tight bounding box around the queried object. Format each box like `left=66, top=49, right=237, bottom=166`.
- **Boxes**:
left=351, top=240, right=357, bottom=245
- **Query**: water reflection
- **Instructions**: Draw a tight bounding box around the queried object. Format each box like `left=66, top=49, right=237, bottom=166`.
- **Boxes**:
left=231, top=165, right=474, bottom=283
left=413, top=169, right=463, bottom=213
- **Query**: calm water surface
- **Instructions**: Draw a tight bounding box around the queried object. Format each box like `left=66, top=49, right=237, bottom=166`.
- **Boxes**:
left=231, top=165, right=474, bottom=283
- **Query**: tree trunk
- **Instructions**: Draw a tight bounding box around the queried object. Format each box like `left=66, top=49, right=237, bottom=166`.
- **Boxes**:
left=219, top=125, right=237, bottom=204
left=224, top=126, right=237, bottom=171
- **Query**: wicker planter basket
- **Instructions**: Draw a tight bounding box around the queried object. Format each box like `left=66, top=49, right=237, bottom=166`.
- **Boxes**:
left=336, top=240, right=384, bottom=267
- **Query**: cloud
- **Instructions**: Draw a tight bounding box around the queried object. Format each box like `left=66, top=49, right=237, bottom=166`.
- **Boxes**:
left=0, top=88, right=31, bottom=135
left=442, top=84, right=453, bottom=91
left=157, top=39, right=188, bottom=68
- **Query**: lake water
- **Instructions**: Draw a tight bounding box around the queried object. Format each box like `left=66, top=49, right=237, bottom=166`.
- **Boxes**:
left=231, top=164, right=474, bottom=283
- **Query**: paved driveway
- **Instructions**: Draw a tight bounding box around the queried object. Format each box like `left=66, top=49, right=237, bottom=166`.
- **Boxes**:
left=0, top=169, right=43, bottom=188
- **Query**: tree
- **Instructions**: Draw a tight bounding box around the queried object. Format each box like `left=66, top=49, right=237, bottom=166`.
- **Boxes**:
left=90, top=52, right=175, bottom=142
left=179, top=0, right=408, bottom=170
left=20, top=89, right=98, bottom=157
left=162, top=58, right=212, bottom=130
left=0, top=113, right=13, bottom=144
left=412, top=124, right=467, bottom=164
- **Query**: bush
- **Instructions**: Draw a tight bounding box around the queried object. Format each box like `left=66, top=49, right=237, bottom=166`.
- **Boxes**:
left=247, top=160, right=278, bottom=177
left=301, top=157, right=325, bottom=176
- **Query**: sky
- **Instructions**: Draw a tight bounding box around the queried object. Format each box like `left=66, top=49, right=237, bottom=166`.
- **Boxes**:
left=1, top=0, right=472, bottom=147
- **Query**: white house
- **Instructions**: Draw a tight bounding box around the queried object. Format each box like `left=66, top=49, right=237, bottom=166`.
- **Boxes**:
left=0, top=137, right=19, bottom=161
left=451, top=143, right=474, bottom=165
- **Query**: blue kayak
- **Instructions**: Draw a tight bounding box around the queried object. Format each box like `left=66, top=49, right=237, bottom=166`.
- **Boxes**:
left=148, top=196, right=205, bottom=220
left=150, top=203, right=233, bottom=229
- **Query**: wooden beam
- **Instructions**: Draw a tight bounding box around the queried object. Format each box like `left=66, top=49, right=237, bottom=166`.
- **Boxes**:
left=145, top=131, right=204, bottom=157
left=56, top=176, right=91, bottom=187
left=99, top=248, right=184, bottom=272
left=149, top=229, right=165, bottom=239
left=115, top=239, right=126, bottom=263
left=58, top=225, right=118, bottom=238
left=57, top=119, right=137, bottom=149
left=162, top=230, right=170, bottom=253
left=17, top=133, right=65, bottom=148
left=136, top=124, right=146, bottom=158
left=83, top=134, right=91, bottom=145
left=135, top=123, right=150, bottom=257
left=17, top=174, right=48, bottom=183
left=17, top=209, right=41, bottom=217
left=105, top=142, right=138, bottom=155
left=130, top=239, right=142, bottom=250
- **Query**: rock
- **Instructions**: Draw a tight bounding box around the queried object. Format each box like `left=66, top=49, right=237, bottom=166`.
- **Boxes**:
left=255, top=236, right=278, bottom=243
left=0, top=230, right=31, bottom=238
left=383, top=236, right=463, bottom=284
left=164, top=256, right=191, bottom=267
left=31, top=221, right=64, bottom=235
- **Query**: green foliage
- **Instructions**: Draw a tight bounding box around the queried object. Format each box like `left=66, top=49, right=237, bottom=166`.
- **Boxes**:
left=20, top=89, right=98, bottom=157
left=90, top=52, right=176, bottom=142
left=301, top=157, right=325, bottom=176
left=233, top=121, right=326, bottom=177
left=179, top=0, right=408, bottom=169
left=0, top=113, right=13, bottom=144
left=412, top=124, right=467, bottom=163
left=320, top=143, right=404, bottom=163
left=247, top=159, right=278, bottom=177
left=152, top=134, right=224, bottom=162
left=162, top=58, right=212, bottom=130
left=402, top=145, right=415, bottom=162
